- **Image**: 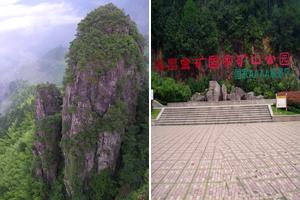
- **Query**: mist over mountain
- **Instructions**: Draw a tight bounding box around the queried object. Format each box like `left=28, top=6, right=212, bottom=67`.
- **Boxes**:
left=0, top=0, right=148, bottom=83
left=0, top=0, right=148, bottom=113
left=0, top=46, right=67, bottom=114
left=18, top=46, right=68, bottom=84
left=0, top=80, right=27, bottom=114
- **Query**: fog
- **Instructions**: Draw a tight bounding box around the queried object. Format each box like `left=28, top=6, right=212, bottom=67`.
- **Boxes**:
left=0, top=0, right=149, bottom=113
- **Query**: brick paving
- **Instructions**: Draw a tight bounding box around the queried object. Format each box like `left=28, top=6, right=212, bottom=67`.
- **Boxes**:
left=151, top=122, right=300, bottom=200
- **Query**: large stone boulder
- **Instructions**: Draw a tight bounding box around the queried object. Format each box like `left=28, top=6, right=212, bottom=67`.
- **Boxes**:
left=191, top=92, right=206, bottom=101
left=61, top=4, right=144, bottom=198
left=228, top=87, right=245, bottom=101
left=221, top=84, right=227, bottom=101
left=33, top=84, right=62, bottom=185
left=256, top=95, right=264, bottom=100
left=245, top=92, right=256, bottom=100
left=206, top=81, right=221, bottom=102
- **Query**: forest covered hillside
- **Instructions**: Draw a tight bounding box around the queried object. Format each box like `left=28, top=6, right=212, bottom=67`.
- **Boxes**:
left=0, top=4, right=148, bottom=200
left=153, top=0, right=300, bottom=59
left=152, top=0, right=300, bottom=104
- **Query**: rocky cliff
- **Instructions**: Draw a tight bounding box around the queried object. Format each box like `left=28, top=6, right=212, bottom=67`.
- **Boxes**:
left=60, top=4, right=144, bottom=197
left=33, top=84, right=62, bottom=185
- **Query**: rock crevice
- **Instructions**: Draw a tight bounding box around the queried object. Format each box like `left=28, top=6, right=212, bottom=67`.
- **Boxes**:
left=33, top=84, right=62, bottom=185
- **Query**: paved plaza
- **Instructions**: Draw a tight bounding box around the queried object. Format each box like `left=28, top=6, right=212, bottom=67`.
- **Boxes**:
left=151, top=122, right=300, bottom=199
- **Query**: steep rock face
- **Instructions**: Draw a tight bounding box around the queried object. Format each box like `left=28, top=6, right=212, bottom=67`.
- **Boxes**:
left=61, top=4, right=144, bottom=197
left=33, top=84, right=62, bottom=185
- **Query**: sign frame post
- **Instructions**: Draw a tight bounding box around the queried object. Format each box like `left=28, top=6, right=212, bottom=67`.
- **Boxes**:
left=276, top=93, right=287, bottom=111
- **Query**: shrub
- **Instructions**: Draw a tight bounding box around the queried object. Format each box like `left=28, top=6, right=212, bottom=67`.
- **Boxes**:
left=278, top=74, right=300, bottom=91
left=89, top=170, right=116, bottom=200
left=220, top=79, right=233, bottom=93
left=152, top=74, right=192, bottom=104
left=253, top=86, right=262, bottom=96
left=186, top=77, right=209, bottom=93
left=263, top=90, right=275, bottom=99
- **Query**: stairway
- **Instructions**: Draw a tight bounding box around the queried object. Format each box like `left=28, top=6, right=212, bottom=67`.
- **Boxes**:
left=155, top=105, right=272, bottom=126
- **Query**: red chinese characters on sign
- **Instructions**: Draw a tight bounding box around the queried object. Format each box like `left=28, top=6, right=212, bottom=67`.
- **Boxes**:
left=167, top=58, right=178, bottom=71
left=265, top=55, right=276, bottom=65
left=157, top=52, right=290, bottom=72
left=194, top=57, right=206, bottom=70
left=208, top=55, right=220, bottom=69
left=250, top=54, right=262, bottom=65
left=279, top=52, right=290, bottom=66
left=223, top=54, right=233, bottom=69
left=155, top=59, right=164, bottom=72
left=236, top=54, right=248, bottom=68
left=180, top=58, right=191, bottom=70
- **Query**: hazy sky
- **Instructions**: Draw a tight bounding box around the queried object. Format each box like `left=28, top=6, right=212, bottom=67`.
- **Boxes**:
left=0, top=0, right=149, bottom=82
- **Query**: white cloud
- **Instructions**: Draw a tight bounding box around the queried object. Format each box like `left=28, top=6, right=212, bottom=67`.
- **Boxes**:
left=0, top=0, right=81, bottom=83
left=0, top=1, right=81, bottom=33
left=0, top=0, right=20, bottom=6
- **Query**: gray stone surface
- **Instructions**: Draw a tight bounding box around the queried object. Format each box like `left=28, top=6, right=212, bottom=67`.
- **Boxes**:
left=221, top=84, right=227, bottom=101
left=152, top=100, right=164, bottom=108
left=152, top=122, right=300, bottom=200
left=228, top=87, right=245, bottom=101
left=273, top=115, right=300, bottom=122
left=61, top=5, right=143, bottom=196
left=245, top=92, right=256, bottom=100
left=256, top=95, right=264, bottom=100
left=33, top=84, right=62, bottom=184
left=206, top=81, right=221, bottom=102
left=191, top=92, right=206, bottom=102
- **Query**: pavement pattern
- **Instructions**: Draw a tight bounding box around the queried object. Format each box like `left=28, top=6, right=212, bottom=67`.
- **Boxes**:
left=151, top=122, right=300, bottom=200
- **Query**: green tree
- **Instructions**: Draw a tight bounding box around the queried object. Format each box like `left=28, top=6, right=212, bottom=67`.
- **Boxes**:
left=90, top=170, right=116, bottom=200
left=0, top=87, right=44, bottom=200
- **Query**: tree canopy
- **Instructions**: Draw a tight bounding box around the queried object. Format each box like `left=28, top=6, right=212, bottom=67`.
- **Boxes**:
left=152, top=0, right=300, bottom=58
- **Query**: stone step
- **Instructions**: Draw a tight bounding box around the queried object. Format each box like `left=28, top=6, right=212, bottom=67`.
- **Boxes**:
left=163, top=109, right=269, bottom=113
left=155, top=104, right=272, bottom=125
left=161, top=110, right=270, bottom=115
left=163, top=110, right=269, bottom=114
left=159, top=116, right=272, bottom=121
left=155, top=119, right=272, bottom=126
left=163, top=107, right=268, bottom=112
left=160, top=112, right=271, bottom=116
left=160, top=111, right=270, bottom=115
left=161, top=112, right=270, bottom=116
left=159, top=117, right=272, bottom=121
left=164, top=106, right=268, bottom=110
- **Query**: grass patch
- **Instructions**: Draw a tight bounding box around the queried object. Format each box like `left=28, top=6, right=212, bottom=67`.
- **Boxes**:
left=151, top=109, right=161, bottom=119
left=271, top=105, right=300, bottom=115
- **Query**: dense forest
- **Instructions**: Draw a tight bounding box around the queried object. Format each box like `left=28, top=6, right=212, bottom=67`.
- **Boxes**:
left=153, top=0, right=300, bottom=57
left=152, top=0, right=300, bottom=103
left=0, top=4, right=148, bottom=200
left=0, top=83, right=148, bottom=200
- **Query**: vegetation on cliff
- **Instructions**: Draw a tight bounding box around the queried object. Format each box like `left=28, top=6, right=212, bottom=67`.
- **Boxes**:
left=61, top=4, right=148, bottom=199
left=0, top=3, right=148, bottom=200
left=64, top=3, right=144, bottom=86
left=0, top=86, right=44, bottom=200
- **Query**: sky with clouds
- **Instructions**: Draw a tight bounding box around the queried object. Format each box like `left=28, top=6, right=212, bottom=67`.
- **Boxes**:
left=0, top=0, right=149, bottom=83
